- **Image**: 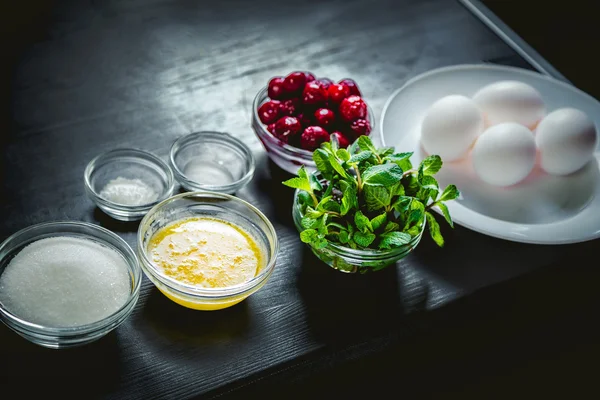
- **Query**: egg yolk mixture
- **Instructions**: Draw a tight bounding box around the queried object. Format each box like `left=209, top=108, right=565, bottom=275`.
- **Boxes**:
left=148, top=217, right=263, bottom=288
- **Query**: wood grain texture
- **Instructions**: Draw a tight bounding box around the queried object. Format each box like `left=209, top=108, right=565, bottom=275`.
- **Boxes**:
left=1, top=0, right=597, bottom=399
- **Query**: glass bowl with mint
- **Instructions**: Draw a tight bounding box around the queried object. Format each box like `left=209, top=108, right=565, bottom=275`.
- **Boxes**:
left=284, top=136, right=459, bottom=273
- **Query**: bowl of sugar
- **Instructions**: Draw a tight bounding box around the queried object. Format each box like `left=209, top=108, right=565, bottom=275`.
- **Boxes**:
left=169, top=131, right=255, bottom=194
left=0, top=221, right=141, bottom=348
left=85, top=148, right=175, bottom=221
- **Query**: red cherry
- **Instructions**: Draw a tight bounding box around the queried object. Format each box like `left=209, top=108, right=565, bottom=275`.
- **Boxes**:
left=328, top=84, right=351, bottom=105
left=331, top=131, right=351, bottom=148
left=283, top=71, right=307, bottom=95
left=258, top=100, right=281, bottom=124
left=317, top=78, right=334, bottom=89
left=273, top=116, right=303, bottom=143
left=302, top=81, right=328, bottom=106
left=339, top=95, right=367, bottom=122
left=301, top=126, right=330, bottom=151
left=338, top=78, right=362, bottom=97
left=350, top=118, right=372, bottom=137
left=280, top=98, right=301, bottom=116
left=296, top=112, right=313, bottom=127
left=314, top=108, right=336, bottom=129
left=268, top=77, right=286, bottom=100
left=304, top=72, right=316, bottom=82
left=267, top=123, right=276, bottom=134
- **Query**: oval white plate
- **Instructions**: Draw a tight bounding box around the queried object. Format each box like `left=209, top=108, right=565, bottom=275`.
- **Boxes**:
left=380, top=64, right=600, bottom=244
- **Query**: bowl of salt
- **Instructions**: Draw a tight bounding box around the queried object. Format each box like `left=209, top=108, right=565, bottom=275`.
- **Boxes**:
left=84, top=148, right=175, bottom=221
left=0, top=221, right=141, bottom=348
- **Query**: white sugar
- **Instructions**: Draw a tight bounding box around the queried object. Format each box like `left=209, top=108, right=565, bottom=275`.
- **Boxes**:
left=0, top=236, right=131, bottom=328
left=99, top=176, right=158, bottom=206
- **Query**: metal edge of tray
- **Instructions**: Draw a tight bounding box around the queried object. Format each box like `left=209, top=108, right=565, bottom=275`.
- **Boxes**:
left=458, top=0, right=570, bottom=83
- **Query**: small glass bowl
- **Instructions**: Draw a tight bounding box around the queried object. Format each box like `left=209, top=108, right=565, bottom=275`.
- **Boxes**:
left=169, top=131, right=255, bottom=194
left=0, top=221, right=141, bottom=349
left=85, top=148, right=175, bottom=221
left=292, top=189, right=423, bottom=273
left=252, top=86, right=375, bottom=175
left=137, top=191, right=279, bottom=311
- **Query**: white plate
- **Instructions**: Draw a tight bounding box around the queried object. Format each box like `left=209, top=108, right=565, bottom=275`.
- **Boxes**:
left=380, top=64, right=600, bottom=244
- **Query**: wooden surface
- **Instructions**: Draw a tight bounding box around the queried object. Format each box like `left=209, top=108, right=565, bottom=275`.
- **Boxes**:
left=1, top=1, right=598, bottom=398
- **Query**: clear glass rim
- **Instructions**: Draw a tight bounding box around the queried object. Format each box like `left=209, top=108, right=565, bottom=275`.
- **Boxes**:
left=0, top=220, right=142, bottom=336
left=137, top=191, right=279, bottom=299
left=252, top=86, right=376, bottom=158
left=84, top=148, right=176, bottom=211
left=293, top=189, right=423, bottom=259
left=169, top=131, right=256, bottom=193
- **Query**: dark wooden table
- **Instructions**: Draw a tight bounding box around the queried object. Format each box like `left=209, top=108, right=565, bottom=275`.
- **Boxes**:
left=1, top=1, right=598, bottom=398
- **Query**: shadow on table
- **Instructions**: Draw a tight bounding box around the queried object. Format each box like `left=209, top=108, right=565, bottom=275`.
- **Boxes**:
left=295, top=245, right=420, bottom=346
left=0, top=324, right=122, bottom=396
left=93, top=207, right=140, bottom=233
left=139, top=286, right=250, bottom=347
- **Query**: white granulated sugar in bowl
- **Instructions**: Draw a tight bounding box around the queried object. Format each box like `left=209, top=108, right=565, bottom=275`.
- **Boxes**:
left=99, top=177, right=158, bottom=206
left=0, top=236, right=131, bottom=328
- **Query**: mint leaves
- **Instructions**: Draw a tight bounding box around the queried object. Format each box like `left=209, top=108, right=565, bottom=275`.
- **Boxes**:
left=284, top=135, right=459, bottom=257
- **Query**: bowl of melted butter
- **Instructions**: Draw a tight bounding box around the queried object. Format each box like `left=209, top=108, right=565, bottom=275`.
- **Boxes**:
left=137, top=192, right=278, bottom=310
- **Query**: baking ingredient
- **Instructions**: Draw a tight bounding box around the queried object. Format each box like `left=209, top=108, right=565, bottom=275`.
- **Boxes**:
left=100, top=176, right=158, bottom=205
left=0, top=236, right=130, bottom=327
left=472, top=123, right=536, bottom=186
left=535, top=108, right=598, bottom=175
left=283, top=135, right=459, bottom=272
left=148, top=217, right=263, bottom=289
left=473, top=80, right=545, bottom=129
left=420, top=95, right=484, bottom=161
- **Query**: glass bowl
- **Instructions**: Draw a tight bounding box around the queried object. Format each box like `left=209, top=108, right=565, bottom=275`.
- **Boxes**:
left=0, top=221, right=141, bottom=349
left=292, top=189, right=423, bottom=273
left=85, top=148, right=175, bottom=221
left=169, top=131, right=255, bottom=194
left=251, top=86, right=375, bottom=175
left=137, top=191, right=279, bottom=311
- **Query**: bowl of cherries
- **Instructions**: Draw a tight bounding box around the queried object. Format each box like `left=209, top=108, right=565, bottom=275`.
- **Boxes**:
left=252, top=71, right=374, bottom=175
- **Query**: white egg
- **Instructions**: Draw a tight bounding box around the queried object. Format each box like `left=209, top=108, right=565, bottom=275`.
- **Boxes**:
left=420, top=95, right=483, bottom=161
left=536, top=108, right=598, bottom=175
left=473, top=81, right=545, bottom=129
left=472, top=123, right=536, bottom=187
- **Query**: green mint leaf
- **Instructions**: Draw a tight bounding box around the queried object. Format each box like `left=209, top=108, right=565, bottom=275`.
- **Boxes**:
left=348, top=151, right=373, bottom=165
left=406, top=224, right=422, bottom=237
left=301, top=216, right=319, bottom=230
left=417, top=175, right=439, bottom=203
left=354, top=210, right=373, bottom=233
left=370, top=213, right=387, bottom=231
left=346, top=221, right=355, bottom=236
left=305, top=207, right=323, bottom=219
left=282, top=177, right=311, bottom=192
left=339, top=230, right=350, bottom=244
left=439, top=184, right=460, bottom=202
left=300, top=229, right=318, bottom=244
left=378, top=231, right=412, bottom=250
left=363, top=183, right=391, bottom=211
left=347, top=238, right=358, bottom=249
left=327, top=152, right=349, bottom=179
left=377, top=147, right=395, bottom=157
left=402, top=174, right=420, bottom=196
left=391, top=182, right=405, bottom=197
left=383, top=221, right=400, bottom=233
left=297, top=191, right=313, bottom=208
left=340, top=180, right=357, bottom=216
left=419, top=155, right=443, bottom=177
left=436, top=202, right=454, bottom=228
left=362, top=164, right=404, bottom=186
left=353, top=231, right=377, bottom=248
left=317, top=196, right=341, bottom=214
left=425, top=211, right=444, bottom=247
left=386, top=152, right=413, bottom=172
left=405, top=199, right=425, bottom=230
left=348, top=140, right=360, bottom=155
left=357, top=136, right=377, bottom=153
left=327, top=222, right=347, bottom=231
left=308, top=173, right=323, bottom=193
left=392, top=196, right=412, bottom=214
left=330, top=134, right=339, bottom=153
left=336, top=148, right=351, bottom=162
left=321, top=141, right=333, bottom=152
left=313, top=236, right=329, bottom=249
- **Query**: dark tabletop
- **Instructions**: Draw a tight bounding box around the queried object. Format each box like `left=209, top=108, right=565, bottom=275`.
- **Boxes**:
left=1, top=1, right=599, bottom=399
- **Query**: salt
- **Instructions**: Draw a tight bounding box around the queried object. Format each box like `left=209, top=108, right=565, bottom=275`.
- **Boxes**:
left=99, top=176, right=158, bottom=206
left=0, top=236, right=131, bottom=327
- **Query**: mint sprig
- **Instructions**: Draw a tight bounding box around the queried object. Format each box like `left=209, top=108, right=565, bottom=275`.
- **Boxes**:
left=283, top=136, right=459, bottom=255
